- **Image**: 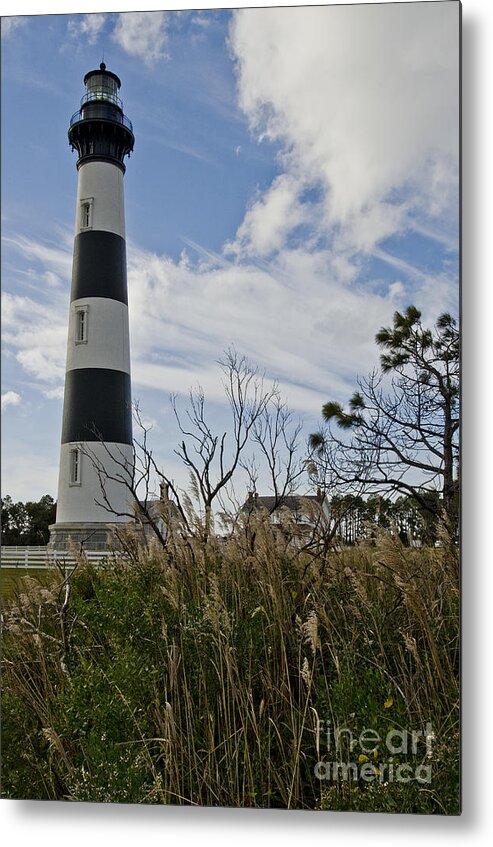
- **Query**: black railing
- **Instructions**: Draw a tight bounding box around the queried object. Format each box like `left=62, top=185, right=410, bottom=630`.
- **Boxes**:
left=69, top=106, right=133, bottom=134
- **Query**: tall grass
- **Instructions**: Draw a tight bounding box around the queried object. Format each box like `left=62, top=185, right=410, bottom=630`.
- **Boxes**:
left=1, top=516, right=459, bottom=812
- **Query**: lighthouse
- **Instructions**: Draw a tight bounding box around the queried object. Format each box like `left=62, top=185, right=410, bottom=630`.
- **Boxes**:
left=49, top=64, right=135, bottom=551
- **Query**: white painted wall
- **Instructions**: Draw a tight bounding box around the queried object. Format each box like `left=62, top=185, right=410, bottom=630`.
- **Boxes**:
left=56, top=441, right=134, bottom=523
left=66, top=297, right=130, bottom=374
left=75, top=160, right=125, bottom=238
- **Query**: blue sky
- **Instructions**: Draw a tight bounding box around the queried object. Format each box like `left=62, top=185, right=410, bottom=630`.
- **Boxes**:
left=1, top=2, right=459, bottom=504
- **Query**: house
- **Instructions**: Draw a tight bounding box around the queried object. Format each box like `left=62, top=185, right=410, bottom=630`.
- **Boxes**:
left=136, top=482, right=183, bottom=542
left=240, top=490, right=330, bottom=532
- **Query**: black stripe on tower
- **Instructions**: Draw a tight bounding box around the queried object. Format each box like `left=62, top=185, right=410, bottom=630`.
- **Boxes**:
left=71, top=230, right=128, bottom=304
left=61, top=369, right=132, bottom=444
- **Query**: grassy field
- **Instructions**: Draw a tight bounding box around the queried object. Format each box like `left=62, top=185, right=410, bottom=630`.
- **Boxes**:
left=1, top=519, right=460, bottom=812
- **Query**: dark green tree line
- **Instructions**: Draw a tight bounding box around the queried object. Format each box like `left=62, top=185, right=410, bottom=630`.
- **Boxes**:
left=1, top=495, right=56, bottom=545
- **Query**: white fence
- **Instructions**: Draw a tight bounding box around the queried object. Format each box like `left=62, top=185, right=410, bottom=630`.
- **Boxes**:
left=1, top=546, right=122, bottom=570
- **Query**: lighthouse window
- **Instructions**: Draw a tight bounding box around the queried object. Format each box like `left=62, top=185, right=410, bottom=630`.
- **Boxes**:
left=75, top=306, right=88, bottom=344
left=69, top=448, right=81, bottom=485
left=80, top=198, right=93, bottom=230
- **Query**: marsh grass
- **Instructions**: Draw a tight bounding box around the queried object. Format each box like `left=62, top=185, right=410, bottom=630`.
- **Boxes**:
left=1, top=516, right=459, bottom=812
left=1, top=567, right=53, bottom=603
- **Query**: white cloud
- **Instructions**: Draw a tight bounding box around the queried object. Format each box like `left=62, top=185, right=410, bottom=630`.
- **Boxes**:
left=112, top=11, right=169, bottom=65
left=192, top=13, right=213, bottom=31
left=1, top=16, right=26, bottom=40
left=68, top=13, right=106, bottom=45
left=228, top=3, right=459, bottom=259
left=44, top=386, right=64, bottom=401
left=2, top=289, right=67, bottom=388
left=1, top=234, right=71, bottom=394
left=2, top=223, right=456, bottom=423
left=1, top=391, right=21, bottom=412
left=125, top=240, right=410, bottom=415
left=226, top=174, right=308, bottom=259
left=4, top=235, right=72, bottom=280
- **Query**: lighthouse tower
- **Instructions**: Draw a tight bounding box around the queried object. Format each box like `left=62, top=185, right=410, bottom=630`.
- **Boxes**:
left=49, top=64, right=135, bottom=551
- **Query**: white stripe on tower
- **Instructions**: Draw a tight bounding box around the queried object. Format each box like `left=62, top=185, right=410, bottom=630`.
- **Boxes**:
left=75, top=160, right=126, bottom=238
left=50, top=64, right=135, bottom=548
left=66, top=298, right=130, bottom=374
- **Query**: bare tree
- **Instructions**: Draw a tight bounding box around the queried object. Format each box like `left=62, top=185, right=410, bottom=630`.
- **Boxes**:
left=81, top=350, right=276, bottom=546
left=85, top=349, right=367, bottom=553
left=83, top=406, right=191, bottom=551
left=171, top=348, right=276, bottom=538
left=249, top=394, right=306, bottom=511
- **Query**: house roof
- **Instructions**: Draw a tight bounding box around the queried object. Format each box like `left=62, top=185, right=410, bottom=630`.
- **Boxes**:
left=137, top=498, right=182, bottom=522
left=241, top=494, right=324, bottom=514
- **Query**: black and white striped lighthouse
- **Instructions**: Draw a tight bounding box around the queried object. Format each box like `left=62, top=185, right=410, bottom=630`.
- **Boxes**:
left=49, top=64, right=135, bottom=551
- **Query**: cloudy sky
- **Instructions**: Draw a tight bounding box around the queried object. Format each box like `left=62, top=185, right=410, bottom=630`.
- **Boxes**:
left=1, top=1, right=460, bottom=503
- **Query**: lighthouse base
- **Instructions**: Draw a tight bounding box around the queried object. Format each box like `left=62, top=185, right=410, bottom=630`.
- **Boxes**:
left=47, top=521, right=130, bottom=553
